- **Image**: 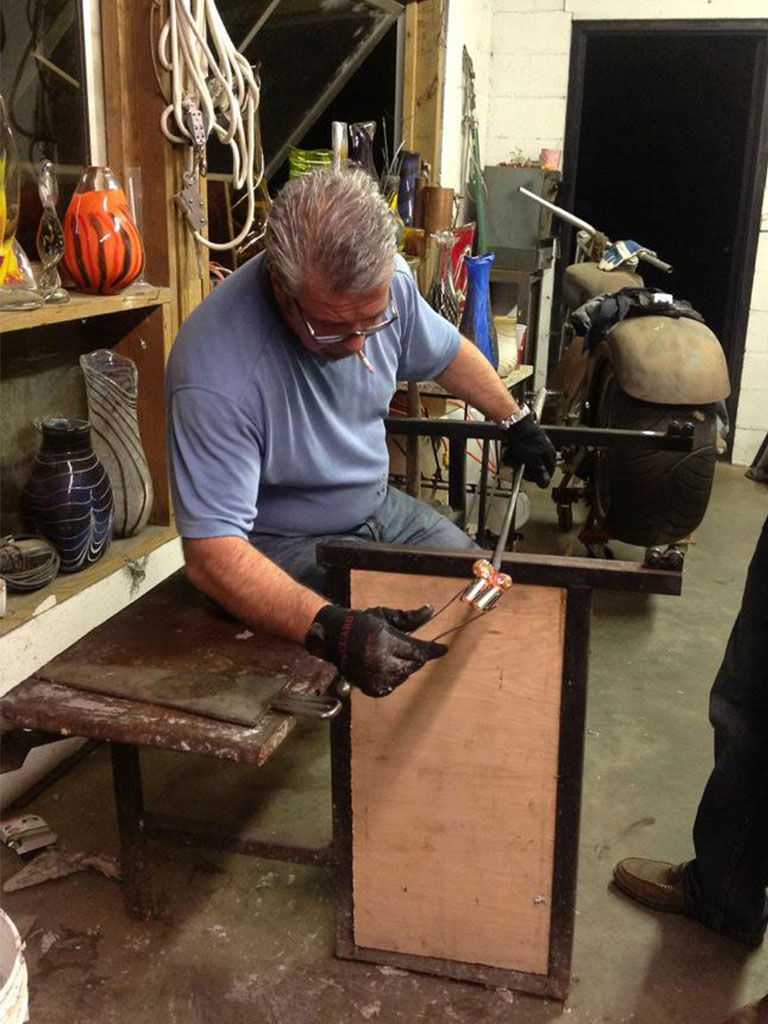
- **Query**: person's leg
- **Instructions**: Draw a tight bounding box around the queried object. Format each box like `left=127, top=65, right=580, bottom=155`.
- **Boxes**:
left=684, top=512, right=768, bottom=943
left=368, top=486, right=481, bottom=551
left=251, top=489, right=479, bottom=597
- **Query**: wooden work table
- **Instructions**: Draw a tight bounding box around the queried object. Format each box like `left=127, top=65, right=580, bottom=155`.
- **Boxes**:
left=1, top=572, right=333, bottom=765
left=0, top=571, right=336, bottom=917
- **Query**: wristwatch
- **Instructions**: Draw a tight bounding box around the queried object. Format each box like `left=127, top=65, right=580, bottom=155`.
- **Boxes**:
left=497, top=403, right=531, bottom=430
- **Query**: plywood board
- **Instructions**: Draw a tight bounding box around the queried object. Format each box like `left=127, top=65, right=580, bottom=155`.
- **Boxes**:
left=350, top=571, right=566, bottom=975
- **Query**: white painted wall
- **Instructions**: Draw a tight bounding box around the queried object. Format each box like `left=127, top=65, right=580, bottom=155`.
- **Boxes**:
left=439, top=0, right=494, bottom=198
left=447, top=0, right=768, bottom=465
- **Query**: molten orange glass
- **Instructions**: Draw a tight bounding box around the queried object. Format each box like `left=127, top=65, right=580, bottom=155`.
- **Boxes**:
left=63, top=167, right=144, bottom=295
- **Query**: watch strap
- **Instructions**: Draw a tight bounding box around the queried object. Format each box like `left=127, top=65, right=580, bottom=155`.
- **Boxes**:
left=497, top=403, right=531, bottom=430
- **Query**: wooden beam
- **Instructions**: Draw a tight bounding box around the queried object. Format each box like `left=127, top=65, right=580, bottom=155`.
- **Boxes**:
left=318, top=541, right=684, bottom=595
left=402, top=0, right=448, bottom=180
left=100, top=0, right=207, bottom=332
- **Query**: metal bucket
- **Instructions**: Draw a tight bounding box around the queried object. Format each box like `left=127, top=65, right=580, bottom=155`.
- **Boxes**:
left=0, top=909, right=29, bottom=1024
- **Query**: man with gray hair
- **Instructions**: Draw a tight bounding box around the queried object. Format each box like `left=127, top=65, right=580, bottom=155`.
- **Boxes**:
left=167, top=168, right=555, bottom=698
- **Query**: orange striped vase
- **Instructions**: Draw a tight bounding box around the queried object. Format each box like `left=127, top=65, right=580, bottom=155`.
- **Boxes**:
left=63, top=166, right=145, bottom=295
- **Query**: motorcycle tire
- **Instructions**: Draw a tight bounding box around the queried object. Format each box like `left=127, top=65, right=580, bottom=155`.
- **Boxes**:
left=591, top=363, right=719, bottom=547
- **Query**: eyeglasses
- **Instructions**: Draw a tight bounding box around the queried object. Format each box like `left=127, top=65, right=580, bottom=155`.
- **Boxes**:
left=293, top=293, right=398, bottom=345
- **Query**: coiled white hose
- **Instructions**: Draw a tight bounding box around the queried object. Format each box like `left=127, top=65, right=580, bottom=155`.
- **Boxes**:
left=155, top=0, right=264, bottom=250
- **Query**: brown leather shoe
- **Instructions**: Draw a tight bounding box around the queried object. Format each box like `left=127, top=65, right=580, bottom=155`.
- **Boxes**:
left=613, top=857, right=689, bottom=913
left=720, top=994, right=768, bottom=1024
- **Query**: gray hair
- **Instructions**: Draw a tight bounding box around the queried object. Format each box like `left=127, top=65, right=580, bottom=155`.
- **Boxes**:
left=265, top=167, right=397, bottom=296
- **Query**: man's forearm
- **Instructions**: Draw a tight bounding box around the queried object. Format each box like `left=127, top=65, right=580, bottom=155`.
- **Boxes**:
left=183, top=536, right=327, bottom=644
left=434, top=336, right=520, bottom=422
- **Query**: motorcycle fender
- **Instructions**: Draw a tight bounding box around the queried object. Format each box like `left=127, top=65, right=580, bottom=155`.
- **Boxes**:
left=600, top=316, right=731, bottom=405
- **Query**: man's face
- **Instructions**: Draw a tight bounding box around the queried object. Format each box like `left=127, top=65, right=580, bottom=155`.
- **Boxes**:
left=270, top=268, right=393, bottom=362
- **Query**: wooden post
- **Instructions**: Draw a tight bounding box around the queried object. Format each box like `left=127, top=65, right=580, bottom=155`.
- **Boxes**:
left=402, top=0, right=448, bottom=180
left=98, top=0, right=209, bottom=523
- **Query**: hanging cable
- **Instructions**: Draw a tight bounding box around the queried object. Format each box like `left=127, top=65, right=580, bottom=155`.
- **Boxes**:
left=153, top=0, right=264, bottom=252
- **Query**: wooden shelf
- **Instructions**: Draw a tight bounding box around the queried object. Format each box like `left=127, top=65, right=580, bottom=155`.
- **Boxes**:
left=1, top=526, right=184, bottom=695
left=0, top=286, right=171, bottom=334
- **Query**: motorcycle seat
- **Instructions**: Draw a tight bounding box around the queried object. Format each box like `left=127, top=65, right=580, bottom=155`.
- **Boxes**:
left=564, top=262, right=643, bottom=307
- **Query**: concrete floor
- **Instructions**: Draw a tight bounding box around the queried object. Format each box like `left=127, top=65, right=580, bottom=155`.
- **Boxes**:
left=2, top=463, right=767, bottom=1024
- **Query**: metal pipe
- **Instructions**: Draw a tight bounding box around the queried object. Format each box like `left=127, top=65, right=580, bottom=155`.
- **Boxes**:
left=491, top=388, right=547, bottom=570
left=518, top=186, right=598, bottom=236
left=385, top=418, right=695, bottom=451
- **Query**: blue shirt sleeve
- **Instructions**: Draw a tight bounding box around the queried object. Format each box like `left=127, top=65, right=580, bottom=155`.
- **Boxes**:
left=168, top=385, right=264, bottom=539
left=394, top=261, right=461, bottom=381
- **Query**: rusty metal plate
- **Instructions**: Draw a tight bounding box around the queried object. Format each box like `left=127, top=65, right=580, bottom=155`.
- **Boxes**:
left=37, top=663, right=293, bottom=729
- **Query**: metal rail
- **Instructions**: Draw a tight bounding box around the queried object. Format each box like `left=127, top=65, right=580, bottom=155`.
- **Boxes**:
left=385, top=417, right=695, bottom=451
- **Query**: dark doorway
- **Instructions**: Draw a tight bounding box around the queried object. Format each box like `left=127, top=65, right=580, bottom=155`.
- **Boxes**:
left=559, top=21, right=768, bottom=457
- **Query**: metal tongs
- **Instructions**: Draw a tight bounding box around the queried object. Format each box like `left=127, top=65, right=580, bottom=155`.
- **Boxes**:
left=270, top=683, right=343, bottom=719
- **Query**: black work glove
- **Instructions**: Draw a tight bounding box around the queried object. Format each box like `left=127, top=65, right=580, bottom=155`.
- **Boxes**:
left=304, top=604, right=447, bottom=698
left=501, top=413, right=557, bottom=488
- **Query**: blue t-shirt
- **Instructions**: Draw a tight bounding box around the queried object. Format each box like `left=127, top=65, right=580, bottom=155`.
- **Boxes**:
left=166, top=253, right=460, bottom=539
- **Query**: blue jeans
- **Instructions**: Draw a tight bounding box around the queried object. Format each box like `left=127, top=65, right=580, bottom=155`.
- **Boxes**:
left=684, top=511, right=768, bottom=944
left=250, top=486, right=479, bottom=596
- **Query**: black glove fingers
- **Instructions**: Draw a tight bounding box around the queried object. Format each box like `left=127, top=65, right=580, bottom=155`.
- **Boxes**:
left=418, top=639, right=449, bottom=662
left=502, top=415, right=557, bottom=488
left=367, top=604, right=434, bottom=633
left=397, top=604, right=435, bottom=632
left=523, top=463, right=551, bottom=488
left=304, top=603, right=446, bottom=699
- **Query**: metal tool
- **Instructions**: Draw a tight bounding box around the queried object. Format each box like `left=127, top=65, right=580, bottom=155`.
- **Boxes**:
left=270, top=683, right=342, bottom=720
left=461, top=388, right=548, bottom=610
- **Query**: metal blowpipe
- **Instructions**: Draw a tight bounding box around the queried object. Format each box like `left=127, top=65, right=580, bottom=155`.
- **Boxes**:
left=462, top=388, right=548, bottom=611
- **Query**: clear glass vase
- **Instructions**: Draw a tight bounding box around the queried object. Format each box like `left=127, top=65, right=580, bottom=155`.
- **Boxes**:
left=80, top=349, right=154, bottom=537
left=122, top=166, right=156, bottom=296
left=62, top=166, right=145, bottom=294
left=426, top=230, right=461, bottom=326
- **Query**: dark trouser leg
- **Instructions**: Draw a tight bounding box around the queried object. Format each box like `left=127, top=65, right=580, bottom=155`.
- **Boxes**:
left=685, top=513, right=768, bottom=943
left=111, top=742, right=154, bottom=920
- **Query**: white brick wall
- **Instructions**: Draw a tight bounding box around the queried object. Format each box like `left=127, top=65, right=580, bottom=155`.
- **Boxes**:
left=735, top=226, right=768, bottom=465
left=493, top=11, right=572, bottom=54
left=477, top=0, right=768, bottom=465
left=486, top=11, right=570, bottom=164
left=439, top=0, right=494, bottom=196
left=566, top=0, right=768, bottom=18
left=746, top=309, right=768, bottom=353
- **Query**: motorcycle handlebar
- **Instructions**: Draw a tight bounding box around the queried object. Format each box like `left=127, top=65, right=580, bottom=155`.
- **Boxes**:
left=518, top=186, right=598, bottom=236
left=638, top=251, right=674, bottom=274
left=518, top=186, right=674, bottom=274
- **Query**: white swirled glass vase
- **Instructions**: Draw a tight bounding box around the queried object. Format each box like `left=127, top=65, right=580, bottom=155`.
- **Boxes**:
left=79, top=349, right=154, bottom=537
